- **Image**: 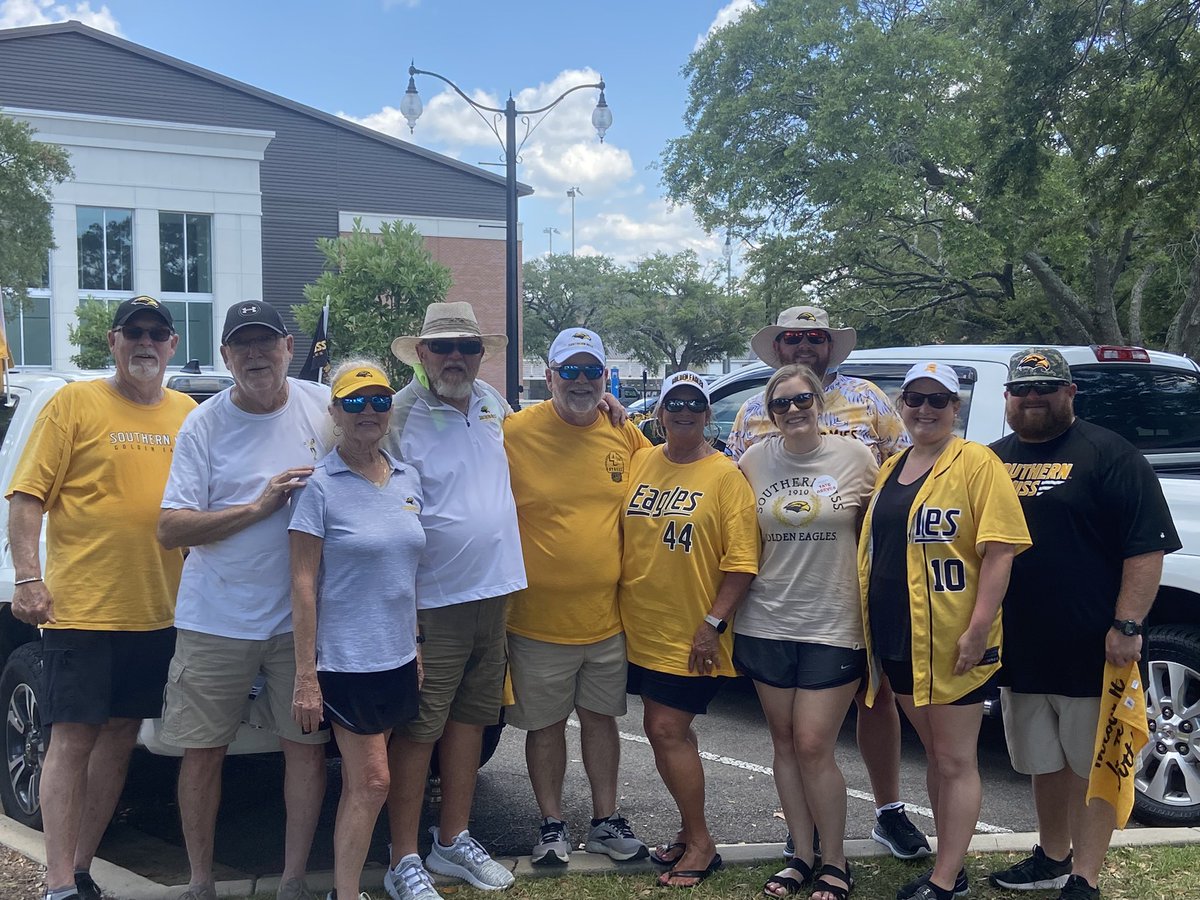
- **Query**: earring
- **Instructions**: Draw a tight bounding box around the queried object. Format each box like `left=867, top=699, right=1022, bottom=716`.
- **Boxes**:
left=333, top=424, right=343, bottom=438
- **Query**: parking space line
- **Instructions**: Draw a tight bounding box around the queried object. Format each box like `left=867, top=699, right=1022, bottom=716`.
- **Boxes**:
left=566, top=718, right=1012, bottom=834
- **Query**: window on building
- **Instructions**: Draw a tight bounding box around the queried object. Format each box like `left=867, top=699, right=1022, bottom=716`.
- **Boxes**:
left=77, top=207, right=133, bottom=291
left=159, top=213, right=212, bottom=294
left=162, top=300, right=214, bottom=368
left=3, top=251, right=52, bottom=366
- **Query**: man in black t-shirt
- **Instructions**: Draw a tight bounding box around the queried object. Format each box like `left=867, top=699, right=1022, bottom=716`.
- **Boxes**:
left=988, top=348, right=1180, bottom=900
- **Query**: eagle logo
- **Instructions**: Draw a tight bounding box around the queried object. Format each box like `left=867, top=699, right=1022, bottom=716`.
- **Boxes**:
left=573, top=331, right=590, bottom=340
left=239, top=303, right=260, bottom=316
left=355, top=369, right=372, bottom=378
left=773, top=493, right=818, bottom=526
left=1020, top=353, right=1051, bottom=370
left=785, top=500, right=811, bottom=513
left=797, top=311, right=816, bottom=321
left=925, top=363, right=939, bottom=373
left=130, top=295, right=160, bottom=308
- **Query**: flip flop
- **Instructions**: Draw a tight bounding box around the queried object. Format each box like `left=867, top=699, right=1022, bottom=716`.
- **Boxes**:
left=657, top=853, right=723, bottom=888
left=764, top=856, right=816, bottom=897
left=651, top=841, right=687, bottom=866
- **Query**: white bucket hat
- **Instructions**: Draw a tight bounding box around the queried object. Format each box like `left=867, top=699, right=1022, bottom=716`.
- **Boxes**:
left=390, top=301, right=507, bottom=366
left=750, top=305, right=857, bottom=370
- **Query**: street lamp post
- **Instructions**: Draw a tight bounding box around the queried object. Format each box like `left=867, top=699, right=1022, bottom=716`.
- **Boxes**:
left=401, top=64, right=612, bottom=408
left=567, top=186, right=581, bottom=256
left=543, top=226, right=561, bottom=256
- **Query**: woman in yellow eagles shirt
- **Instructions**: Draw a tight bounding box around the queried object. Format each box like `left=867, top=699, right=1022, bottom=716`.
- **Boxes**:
left=858, top=363, right=1030, bottom=900
left=618, top=371, right=759, bottom=889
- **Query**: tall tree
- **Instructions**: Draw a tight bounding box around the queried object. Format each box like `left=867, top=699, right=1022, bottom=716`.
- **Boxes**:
left=522, top=254, right=627, bottom=363
left=602, top=250, right=755, bottom=373
left=299, top=219, right=452, bottom=384
left=0, top=115, right=71, bottom=302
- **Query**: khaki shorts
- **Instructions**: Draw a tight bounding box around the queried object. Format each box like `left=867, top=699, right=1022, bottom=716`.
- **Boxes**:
left=402, top=595, right=509, bottom=743
left=507, top=631, right=627, bottom=731
left=160, top=629, right=328, bottom=748
left=1000, top=688, right=1101, bottom=778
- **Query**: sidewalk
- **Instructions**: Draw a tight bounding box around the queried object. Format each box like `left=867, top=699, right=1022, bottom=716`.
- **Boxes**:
left=4, top=816, right=1200, bottom=900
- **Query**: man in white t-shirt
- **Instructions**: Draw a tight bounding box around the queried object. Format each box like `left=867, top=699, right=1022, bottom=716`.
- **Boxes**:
left=157, top=302, right=333, bottom=900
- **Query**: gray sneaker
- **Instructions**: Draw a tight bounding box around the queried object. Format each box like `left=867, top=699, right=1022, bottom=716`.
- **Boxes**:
left=177, top=887, right=218, bottom=900
left=383, top=853, right=443, bottom=900
left=277, top=877, right=317, bottom=900
left=532, top=817, right=570, bottom=866
left=584, top=813, right=649, bottom=861
left=425, top=827, right=514, bottom=891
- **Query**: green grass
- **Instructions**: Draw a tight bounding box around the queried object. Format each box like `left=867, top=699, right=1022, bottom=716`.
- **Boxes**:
left=251, top=845, right=1200, bottom=899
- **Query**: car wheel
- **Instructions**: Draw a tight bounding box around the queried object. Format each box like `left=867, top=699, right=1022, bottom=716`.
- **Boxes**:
left=0, top=642, right=46, bottom=829
left=1134, top=625, right=1200, bottom=826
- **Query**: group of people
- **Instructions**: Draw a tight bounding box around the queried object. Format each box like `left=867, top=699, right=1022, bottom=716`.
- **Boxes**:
left=7, top=295, right=1178, bottom=900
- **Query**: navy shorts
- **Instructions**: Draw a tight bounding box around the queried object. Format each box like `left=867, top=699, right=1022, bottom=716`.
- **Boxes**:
left=626, top=662, right=727, bottom=715
left=880, top=657, right=996, bottom=706
left=318, top=660, right=419, bottom=735
left=734, top=635, right=866, bottom=690
left=41, top=627, right=176, bottom=724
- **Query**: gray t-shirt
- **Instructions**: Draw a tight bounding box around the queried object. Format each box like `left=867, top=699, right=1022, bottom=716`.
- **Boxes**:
left=288, top=447, right=425, bottom=672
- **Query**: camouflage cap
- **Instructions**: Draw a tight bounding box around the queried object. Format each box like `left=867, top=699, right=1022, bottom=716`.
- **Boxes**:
left=1006, top=348, right=1072, bottom=385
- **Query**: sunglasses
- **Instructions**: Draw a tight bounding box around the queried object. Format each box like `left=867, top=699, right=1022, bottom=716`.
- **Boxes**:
left=1008, top=382, right=1064, bottom=397
left=118, top=324, right=173, bottom=343
left=900, top=390, right=956, bottom=409
left=663, top=397, right=709, bottom=413
left=425, top=339, right=483, bottom=356
left=777, top=330, right=829, bottom=345
left=226, top=333, right=281, bottom=352
left=552, top=363, right=605, bottom=381
left=768, top=393, right=816, bottom=413
left=340, top=394, right=394, bottom=413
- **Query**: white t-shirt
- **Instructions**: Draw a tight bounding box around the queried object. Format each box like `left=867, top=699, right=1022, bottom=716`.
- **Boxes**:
left=386, top=379, right=526, bottom=609
left=162, top=378, right=334, bottom=639
left=736, top=433, right=878, bottom=648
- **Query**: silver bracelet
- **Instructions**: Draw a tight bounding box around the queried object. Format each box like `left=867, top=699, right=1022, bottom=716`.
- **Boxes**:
left=14, top=577, right=43, bottom=586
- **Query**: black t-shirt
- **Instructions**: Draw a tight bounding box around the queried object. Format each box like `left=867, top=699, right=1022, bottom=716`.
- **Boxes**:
left=990, top=419, right=1181, bottom=696
left=868, top=451, right=930, bottom=661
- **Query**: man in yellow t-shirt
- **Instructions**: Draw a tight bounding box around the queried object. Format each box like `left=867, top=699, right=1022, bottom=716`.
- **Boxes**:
left=504, top=327, right=650, bottom=867
left=6, top=296, right=195, bottom=900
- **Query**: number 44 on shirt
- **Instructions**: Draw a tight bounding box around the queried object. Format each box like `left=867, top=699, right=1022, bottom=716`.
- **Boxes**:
left=662, top=520, right=694, bottom=553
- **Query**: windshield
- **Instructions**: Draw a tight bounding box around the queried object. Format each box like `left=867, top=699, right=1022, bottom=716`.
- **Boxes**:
left=1073, top=365, right=1200, bottom=451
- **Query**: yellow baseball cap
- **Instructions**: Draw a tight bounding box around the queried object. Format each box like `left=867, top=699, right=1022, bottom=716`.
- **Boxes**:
left=332, top=365, right=392, bottom=398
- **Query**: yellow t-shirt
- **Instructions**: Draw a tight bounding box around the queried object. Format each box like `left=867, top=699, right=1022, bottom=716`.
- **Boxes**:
left=618, top=446, right=759, bottom=676
left=6, top=380, right=196, bottom=630
left=504, top=401, right=649, bottom=643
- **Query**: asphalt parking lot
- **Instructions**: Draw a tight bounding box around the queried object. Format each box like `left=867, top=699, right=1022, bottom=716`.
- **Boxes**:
left=92, top=686, right=1041, bottom=885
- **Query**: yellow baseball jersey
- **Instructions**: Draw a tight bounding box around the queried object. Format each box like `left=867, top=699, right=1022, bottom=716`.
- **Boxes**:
left=7, top=380, right=196, bottom=630
left=618, top=446, right=759, bottom=676
left=857, top=437, right=1031, bottom=705
left=504, top=401, right=649, bottom=643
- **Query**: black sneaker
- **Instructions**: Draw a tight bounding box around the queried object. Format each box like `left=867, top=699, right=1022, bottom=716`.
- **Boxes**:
left=781, top=830, right=821, bottom=860
left=989, top=845, right=1073, bottom=890
left=1057, top=875, right=1100, bottom=899
left=896, top=867, right=969, bottom=900
left=74, top=873, right=102, bottom=900
left=872, top=806, right=932, bottom=859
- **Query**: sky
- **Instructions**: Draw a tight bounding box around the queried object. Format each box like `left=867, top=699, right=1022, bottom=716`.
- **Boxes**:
left=1, top=0, right=756, bottom=269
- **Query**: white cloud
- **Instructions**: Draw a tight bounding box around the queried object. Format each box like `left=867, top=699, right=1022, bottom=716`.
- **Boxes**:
left=581, top=198, right=722, bottom=265
left=0, top=0, right=121, bottom=32
left=694, top=0, right=756, bottom=51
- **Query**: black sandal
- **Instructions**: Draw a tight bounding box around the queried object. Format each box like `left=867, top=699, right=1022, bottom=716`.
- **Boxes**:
left=763, top=856, right=816, bottom=897
left=810, top=862, right=853, bottom=900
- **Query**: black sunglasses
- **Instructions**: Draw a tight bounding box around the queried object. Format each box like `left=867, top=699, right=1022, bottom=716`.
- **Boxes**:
left=777, top=329, right=829, bottom=345
left=1008, top=382, right=1064, bottom=397
left=768, top=393, right=816, bottom=413
left=340, top=395, right=394, bottom=413
left=425, top=339, right=484, bottom=356
left=118, top=324, right=173, bottom=343
left=663, top=397, right=709, bottom=413
left=553, top=364, right=605, bottom=381
left=900, top=390, right=956, bottom=409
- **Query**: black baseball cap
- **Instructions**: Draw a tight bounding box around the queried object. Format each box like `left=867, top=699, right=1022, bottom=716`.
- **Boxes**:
left=221, top=301, right=288, bottom=343
left=111, top=295, right=173, bottom=329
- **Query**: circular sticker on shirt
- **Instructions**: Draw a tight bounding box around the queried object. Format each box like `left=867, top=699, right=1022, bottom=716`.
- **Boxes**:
left=812, top=475, right=838, bottom=497
left=772, top=493, right=820, bottom=527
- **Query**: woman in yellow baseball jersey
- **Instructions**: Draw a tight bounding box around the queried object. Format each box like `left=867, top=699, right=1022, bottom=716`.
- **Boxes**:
left=858, top=362, right=1030, bottom=900
left=618, top=371, right=758, bottom=889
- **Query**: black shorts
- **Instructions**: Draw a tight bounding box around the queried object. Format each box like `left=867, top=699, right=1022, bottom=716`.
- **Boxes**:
left=318, top=660, right=419, bottom=735
left=41, top=627, right=176, bottom=724
left=880, top=657, right=996, bottom=707
left=734, top=635, right=866, bottom=690
left=626, top=662, right=727, bottom=715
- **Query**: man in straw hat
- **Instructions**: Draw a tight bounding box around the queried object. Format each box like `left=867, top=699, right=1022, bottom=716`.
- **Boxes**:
left=728, top=306, right=929, bottom=862
left=382, top=301, right=523, bottom=899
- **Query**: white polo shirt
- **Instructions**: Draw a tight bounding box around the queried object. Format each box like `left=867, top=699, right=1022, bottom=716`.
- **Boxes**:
left=386, top=378, right=526, bottom=609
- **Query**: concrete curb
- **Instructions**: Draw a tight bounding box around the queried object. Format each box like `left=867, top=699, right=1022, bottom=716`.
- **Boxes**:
left=4, top=815, right=1200, bottom=899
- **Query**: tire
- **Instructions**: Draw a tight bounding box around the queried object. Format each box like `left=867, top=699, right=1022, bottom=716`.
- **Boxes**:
left=1134, top=624, right=1200, bottom=826
left=0, top=641, right=47, bottom=829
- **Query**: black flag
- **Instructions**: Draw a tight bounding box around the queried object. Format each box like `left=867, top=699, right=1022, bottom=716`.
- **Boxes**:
left=298, top=305, right=329, bottom=383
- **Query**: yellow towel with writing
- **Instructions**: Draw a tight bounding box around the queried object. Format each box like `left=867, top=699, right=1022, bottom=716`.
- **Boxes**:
left=1086, top=659, right=1149, bottom=828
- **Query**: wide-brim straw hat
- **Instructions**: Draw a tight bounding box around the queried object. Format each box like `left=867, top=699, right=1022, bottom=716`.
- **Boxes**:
left=750, top=305, right=857, bottom=370
left=390, top=301, right=508, bottom=366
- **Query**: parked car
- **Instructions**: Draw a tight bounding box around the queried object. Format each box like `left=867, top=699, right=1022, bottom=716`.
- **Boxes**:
left=671, top=343, right=1200, bottom=827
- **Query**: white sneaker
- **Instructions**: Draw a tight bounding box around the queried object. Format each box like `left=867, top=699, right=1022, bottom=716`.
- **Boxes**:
left=383, top=853, right=443, bottom=900
left=425, top=826, right=515, bottom=891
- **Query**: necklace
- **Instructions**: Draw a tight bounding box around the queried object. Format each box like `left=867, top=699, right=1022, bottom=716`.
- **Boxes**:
left=338, top=447, right=389, bottom=486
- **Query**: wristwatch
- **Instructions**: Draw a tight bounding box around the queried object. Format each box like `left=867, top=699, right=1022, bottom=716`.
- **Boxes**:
left=703, top=613, right=728, bottom=634
left=1111, top=618, right=1144, bottom=636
